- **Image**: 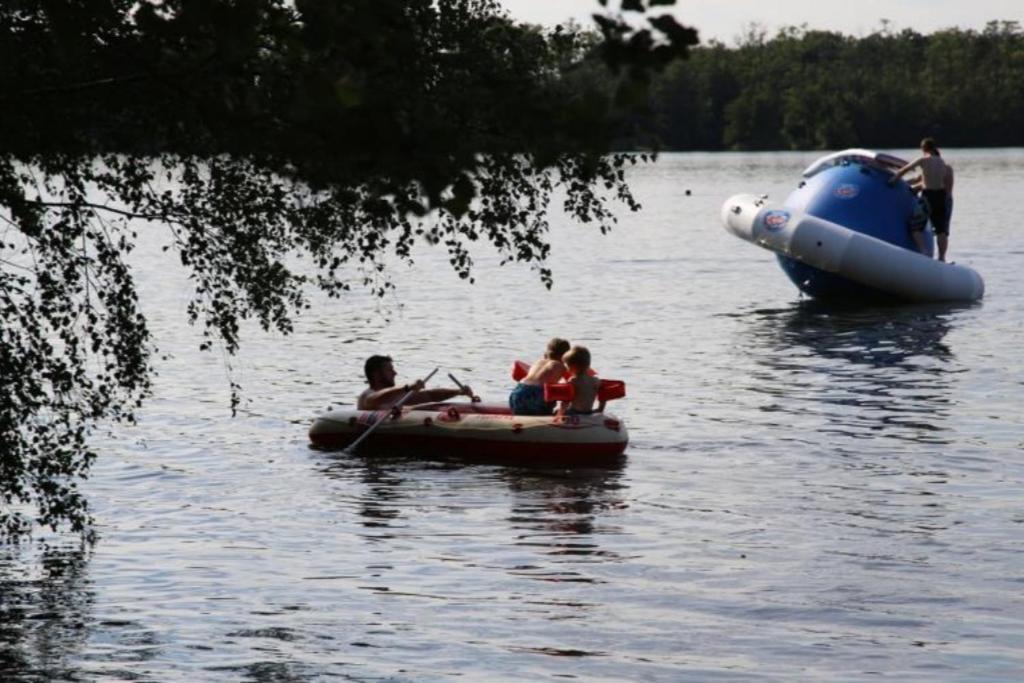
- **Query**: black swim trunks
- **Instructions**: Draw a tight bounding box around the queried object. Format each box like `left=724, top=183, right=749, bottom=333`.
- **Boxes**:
left=921, top=189, right=949, bottom=235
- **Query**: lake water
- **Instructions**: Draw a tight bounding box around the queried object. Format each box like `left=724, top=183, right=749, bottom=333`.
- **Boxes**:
left=3, top=150, right=1023, bottom=681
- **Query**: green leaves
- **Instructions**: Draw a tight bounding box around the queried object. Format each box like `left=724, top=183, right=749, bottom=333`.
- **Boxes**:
left=0, top=0, right=693, bottom=540
left=0, top=156, right=152, bottom=541
left=592, top=0, right=698, bottom=77
left=445, top=173, right=476, bottom=218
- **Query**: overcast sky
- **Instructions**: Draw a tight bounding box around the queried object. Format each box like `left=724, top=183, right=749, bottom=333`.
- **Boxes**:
left=498, top=1, right=1024, bottom=44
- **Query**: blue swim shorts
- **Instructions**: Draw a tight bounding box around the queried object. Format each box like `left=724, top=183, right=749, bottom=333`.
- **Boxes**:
left=509, top=383, right=554, bottom=416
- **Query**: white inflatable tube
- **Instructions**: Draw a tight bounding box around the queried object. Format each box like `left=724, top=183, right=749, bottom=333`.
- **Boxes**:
left=722, top=194, right=985, bottom=303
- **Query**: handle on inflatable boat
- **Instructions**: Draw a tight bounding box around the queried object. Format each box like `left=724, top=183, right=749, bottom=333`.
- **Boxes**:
left=544, top=379, right=626, bottom=404
left=447, top=372, right=481, bottom=403
left=344, top=367, right=439, bottom=454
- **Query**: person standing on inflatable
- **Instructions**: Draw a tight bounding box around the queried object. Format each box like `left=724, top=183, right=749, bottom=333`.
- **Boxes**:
left=889, top=138, right=953, bottom=262
left=910, top=157, right=955, bottom=258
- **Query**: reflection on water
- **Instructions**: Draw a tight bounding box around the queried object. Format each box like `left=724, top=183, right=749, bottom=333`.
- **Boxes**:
left=317, top=455, right=628, bottom=600
left=320, top=454, right=626, bottom=543
left=5, top=456, right=633, bottom=680
left=1, top=544, right=167, bottom=682
left=732, top=301, right=975, bottom=574
left=762, top=300, right=958, bottom=368
left=737, top=300, right=968, bottom=445
left=0, top=544, right=93, bottom=680
left=502, top=468, right=627, bottom=587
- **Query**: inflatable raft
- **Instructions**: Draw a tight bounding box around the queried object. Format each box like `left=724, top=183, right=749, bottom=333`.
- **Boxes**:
left=308, top=402, right=629, bottom=465
left=721, top=148, right=984, bottom=303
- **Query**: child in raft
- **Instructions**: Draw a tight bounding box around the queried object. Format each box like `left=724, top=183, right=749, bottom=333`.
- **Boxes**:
left=509, top=337, right=570, bottom=415
left=560, top=345, right=606, bottom=417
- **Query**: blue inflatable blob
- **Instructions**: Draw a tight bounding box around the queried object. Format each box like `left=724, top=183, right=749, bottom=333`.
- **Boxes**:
left=777, top=160, right=934, bottom=301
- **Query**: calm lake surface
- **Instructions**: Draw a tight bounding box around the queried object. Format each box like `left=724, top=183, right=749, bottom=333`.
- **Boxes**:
left=3, top=150, right=1023, bottom=681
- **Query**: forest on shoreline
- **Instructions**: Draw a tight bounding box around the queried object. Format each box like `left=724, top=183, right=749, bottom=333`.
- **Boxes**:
left=642, top=20, right=1024, bottom=151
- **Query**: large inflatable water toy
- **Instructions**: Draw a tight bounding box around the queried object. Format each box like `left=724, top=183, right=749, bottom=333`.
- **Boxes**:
left=721, top=148, right=984, bottom=303
left=309, top=363, right=628, bottom=464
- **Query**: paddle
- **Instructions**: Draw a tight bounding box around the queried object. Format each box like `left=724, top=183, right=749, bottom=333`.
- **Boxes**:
left=447, top=373, right=481, bottom=403
left=344, top=367, right=439, bottom=454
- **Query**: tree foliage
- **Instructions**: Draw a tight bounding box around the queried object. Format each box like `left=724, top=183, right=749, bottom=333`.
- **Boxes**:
left=0, top=0, right=697, bottom=540
left=648, top=21, right=1024, bottom=150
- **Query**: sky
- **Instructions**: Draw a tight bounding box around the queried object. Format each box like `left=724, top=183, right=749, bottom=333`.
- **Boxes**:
left=498, top=1, right=1024, bottom=44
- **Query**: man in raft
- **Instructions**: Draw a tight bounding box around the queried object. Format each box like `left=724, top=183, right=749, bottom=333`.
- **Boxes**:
left=357, top=355, right=474, bottom=410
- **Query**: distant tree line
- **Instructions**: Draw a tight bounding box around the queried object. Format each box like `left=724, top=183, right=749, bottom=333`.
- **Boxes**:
left=644, top=21, right=1024, bottom=150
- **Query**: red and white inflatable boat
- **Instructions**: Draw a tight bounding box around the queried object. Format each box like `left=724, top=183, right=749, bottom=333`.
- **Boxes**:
left=310, top=360, right=629, bottom=464
left=308, top=402, right=628, bottom=465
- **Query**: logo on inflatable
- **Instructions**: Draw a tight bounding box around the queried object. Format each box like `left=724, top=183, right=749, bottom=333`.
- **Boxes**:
left=763, top=210, right=790, bottom=232
left=834, top=183, right=860, bottom=199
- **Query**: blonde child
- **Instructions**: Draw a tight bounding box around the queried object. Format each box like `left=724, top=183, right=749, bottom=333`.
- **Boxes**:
left=560, top=346, right=606, bottom=416
left=509, top=337, right=570, bottom=415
